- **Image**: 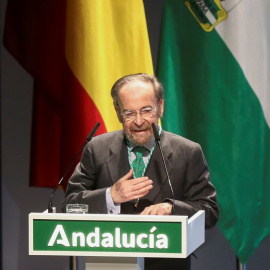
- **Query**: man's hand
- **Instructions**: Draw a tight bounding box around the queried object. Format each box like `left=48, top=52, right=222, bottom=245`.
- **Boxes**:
left=111, top=169, right=153, bottom=204
left=140, top=203, right=172, bottom=215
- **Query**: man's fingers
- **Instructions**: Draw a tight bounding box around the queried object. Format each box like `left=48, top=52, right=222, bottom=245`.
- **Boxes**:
left=126, top=190, right=150, bottom=202
left=141, top=206, right=160, bottom=215
left=131, top=179, right=153, bottom=191
left=127, top=183, right=153, bottom=200
left=140, top=203, right=172, bottom=215
left=118, top=179, right=153, bottom=201
left=140, top=206, right=153, bottom=215
left=111, top=172, right=153, bottom=204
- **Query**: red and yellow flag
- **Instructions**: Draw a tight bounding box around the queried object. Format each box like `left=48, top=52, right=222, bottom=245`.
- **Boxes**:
left=4, top=0, right=153, bottom=189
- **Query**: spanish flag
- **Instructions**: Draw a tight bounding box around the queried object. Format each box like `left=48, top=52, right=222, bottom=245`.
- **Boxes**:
left=4, top=0, right=153, bottom=189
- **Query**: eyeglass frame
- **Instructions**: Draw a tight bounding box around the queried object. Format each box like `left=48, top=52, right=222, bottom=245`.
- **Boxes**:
left=120, top=107, right=158, bottom=121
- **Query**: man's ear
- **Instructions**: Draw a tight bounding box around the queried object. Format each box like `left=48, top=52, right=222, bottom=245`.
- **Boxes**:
left=158, top=99, right=164, bottom=118
left=115, top=105, right=123, bottom=123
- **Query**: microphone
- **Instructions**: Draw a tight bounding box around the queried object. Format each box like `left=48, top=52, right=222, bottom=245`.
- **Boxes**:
left=152, top=123, right=176, bottom=214
left=47, top=122, right=100, bottom=213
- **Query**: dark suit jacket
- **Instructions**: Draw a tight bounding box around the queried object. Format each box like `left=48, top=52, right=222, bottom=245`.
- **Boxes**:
left=62, top=130, right=219, bottom=228
left=62, top=130, right=219, bottom=270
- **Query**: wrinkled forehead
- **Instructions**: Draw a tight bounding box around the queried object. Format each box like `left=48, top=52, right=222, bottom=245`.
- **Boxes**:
left=118, top=81, right=156, bottom=108
left=118, top=80, right=153, bottom=93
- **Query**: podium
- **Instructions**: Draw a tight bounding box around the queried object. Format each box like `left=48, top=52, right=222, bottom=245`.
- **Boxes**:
left=29, top=211, right=205, bottom=269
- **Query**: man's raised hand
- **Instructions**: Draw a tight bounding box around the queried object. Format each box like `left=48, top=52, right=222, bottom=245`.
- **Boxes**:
left=111, top=169, right=153, bottom=204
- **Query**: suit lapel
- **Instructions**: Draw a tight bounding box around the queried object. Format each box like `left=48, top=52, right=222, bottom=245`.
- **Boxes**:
left=144, top=131, right=173, bottom=203
left=106, top=132, right=130, bottom=184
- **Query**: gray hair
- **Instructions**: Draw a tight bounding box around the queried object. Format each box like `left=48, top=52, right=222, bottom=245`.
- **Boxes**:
left=111, top=73, right=164, bottom=111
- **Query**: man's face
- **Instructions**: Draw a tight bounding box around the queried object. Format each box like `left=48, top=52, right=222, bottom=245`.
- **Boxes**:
left=117, top=81, right=164, bottom=146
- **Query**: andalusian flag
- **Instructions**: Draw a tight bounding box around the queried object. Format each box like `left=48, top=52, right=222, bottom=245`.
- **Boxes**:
left=4, top=0, right=153, bottom=188
left=158, top=0, right=270, bottom=263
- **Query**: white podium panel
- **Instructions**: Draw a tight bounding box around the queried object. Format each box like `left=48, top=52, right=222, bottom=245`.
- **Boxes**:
left=29, top=211, right=205, bottom=259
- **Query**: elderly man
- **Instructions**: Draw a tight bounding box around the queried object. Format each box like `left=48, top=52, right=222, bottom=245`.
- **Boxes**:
left=62, top=73, right=219, bottom=270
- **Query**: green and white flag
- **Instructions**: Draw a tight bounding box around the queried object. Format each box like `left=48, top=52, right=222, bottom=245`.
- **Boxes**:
left=158, top=0, right=270, bottom=263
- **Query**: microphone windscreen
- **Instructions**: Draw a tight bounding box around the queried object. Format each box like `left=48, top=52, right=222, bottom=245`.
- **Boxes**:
left=86, top=122, right=100, bottom=141
left=152, top=123, right=160, bottom=141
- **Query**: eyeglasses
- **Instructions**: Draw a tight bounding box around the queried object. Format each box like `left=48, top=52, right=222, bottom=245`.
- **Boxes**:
left=121, top=107, right=157, bottom=121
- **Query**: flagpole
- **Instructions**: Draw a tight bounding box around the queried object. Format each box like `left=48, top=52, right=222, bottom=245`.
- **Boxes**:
left=236, top=257, right=246, bottom=270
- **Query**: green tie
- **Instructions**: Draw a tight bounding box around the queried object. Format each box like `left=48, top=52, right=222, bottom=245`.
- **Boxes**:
left=132, top=147, right=146, bottom=178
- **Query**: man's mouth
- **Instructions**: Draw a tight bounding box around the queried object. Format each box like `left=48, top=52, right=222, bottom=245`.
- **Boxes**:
left=132, top=129, right=147, bottom=134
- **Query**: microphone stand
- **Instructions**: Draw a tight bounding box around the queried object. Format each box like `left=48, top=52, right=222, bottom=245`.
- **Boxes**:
left=152, top=123, right=176, bottom=215
left=47, top=122, right=100, bottom=213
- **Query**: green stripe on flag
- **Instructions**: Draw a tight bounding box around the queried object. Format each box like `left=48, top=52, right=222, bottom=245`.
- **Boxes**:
left=158, top=0, right=270, bottom=263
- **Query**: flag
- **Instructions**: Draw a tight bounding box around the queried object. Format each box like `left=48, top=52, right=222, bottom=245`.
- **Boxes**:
left=4, top=0, right=153, bottom=189
left=158, top=0, right=270, bottom=263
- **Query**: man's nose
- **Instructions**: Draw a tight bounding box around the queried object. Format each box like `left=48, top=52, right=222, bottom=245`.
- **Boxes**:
left=134, top=113, right=145, bottom=126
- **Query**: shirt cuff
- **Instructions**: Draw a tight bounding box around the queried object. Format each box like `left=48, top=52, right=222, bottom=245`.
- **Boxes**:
left=106, top=187, right=120, bottom=214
